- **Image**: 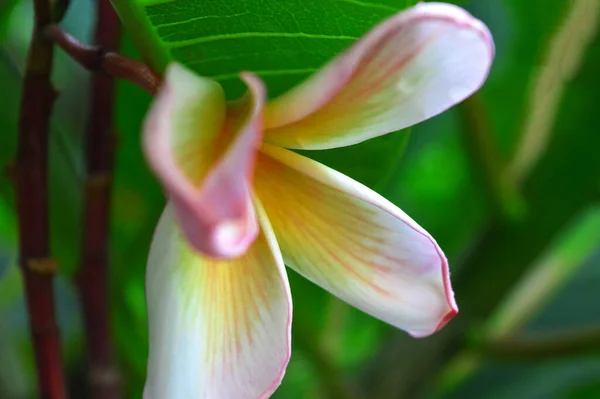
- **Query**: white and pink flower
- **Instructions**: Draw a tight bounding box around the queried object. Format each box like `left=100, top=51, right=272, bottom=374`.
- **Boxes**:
left=141, top=3, right=494, bottom=398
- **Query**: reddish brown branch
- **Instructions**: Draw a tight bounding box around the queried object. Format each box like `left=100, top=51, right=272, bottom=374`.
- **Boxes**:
left=45, top=24, right=161, bottom=94
left=15, top=0, right=66, bottom=397
left=74, top=1, right=122, bottom=398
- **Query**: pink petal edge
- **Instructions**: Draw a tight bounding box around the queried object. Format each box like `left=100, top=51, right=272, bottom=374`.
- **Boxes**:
left=142, top=200, right=293, bottom=398
left=265, top=1, right=494, bottom=130
left=258, top=144, right=458, bottom=338
left=421, top=243, right=457, bottom=337
left=253, top=196, right=293, bottom=399
left=143, top=66, right=266, bottom=258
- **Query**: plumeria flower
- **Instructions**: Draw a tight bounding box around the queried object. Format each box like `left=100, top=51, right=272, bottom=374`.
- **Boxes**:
left=142, top=2, right=493, bottom=398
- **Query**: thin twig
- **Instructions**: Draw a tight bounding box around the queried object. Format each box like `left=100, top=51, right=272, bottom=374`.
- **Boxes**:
left=15, top=0, right=66, bottom=396
left=45, top=24, right=161, bottom=94
left=74, top=1, right=122, bottom=398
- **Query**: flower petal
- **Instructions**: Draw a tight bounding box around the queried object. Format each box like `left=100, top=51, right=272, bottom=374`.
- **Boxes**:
left=143, top=64, right=266, bottom=257
left=263, top=2, right=494, bottom=150
left=144, top=200, right=292, bottom=399
left=255, top=144, right=456, bottom=337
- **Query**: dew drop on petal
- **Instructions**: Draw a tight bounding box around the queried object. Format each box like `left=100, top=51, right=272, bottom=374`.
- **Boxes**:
left=397, top=78, right=417, bottom=94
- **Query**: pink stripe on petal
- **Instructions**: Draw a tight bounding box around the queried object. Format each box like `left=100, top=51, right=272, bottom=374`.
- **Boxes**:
left=143, top=64, right=266, bottom=257
left=263, top=2, right=494, bottom=150
left=255, top=144, right=457, bottom=337
left=144, top=201, right=292, bottom=399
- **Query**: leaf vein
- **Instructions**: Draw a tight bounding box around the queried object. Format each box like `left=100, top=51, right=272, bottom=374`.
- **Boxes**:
left=210, top=68, right=318, bottom=82
left=153, top=11, right=251, bottom=29
left=334, top=0, right=397, bottom=12
left=164, top=32, right=358, bottom=48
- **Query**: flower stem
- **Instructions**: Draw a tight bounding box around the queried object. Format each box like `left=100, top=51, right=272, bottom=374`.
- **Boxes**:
left=74, top=1, right=122, bottom=398
left=15, top=0, right=66, bottom=396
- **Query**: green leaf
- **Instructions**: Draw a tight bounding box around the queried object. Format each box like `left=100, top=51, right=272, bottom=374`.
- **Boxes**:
left=438, top=3, right=600, bottom=396
left=361, top=1, right=600, bottom=397
left=299, top=130, right=410, bottom=189
left=479, top=0, right=572, bottom=156
left=0, top=0, right=19, bottom=40
left=110, top=0, right=415, bottom=189
left=112, top=0, right=401, bottom=98
left=486, top=205, right=600, bottom=338
left=457, top=4, right=600, bottom=321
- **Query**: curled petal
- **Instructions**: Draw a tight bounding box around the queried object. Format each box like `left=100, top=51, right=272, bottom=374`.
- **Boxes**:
left=263, top=2, right=494, bottom=150
left=255, top=144, right=457, bottom=337
left=143, top=64, right=266, bottom=257
left=144, top=202, right=292, bottom=399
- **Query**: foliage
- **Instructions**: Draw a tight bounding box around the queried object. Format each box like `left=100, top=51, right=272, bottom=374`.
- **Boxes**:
left=0, top=0, right=599, bottom=398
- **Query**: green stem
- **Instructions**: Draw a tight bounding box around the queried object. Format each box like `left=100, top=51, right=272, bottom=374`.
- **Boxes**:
left=474, top=326, right=600, bottom=359
left=457, top=95, right=525, bottom=223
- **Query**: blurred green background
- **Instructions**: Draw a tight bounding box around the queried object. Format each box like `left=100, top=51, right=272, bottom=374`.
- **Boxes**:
left=1, top=0, right=600, bottom=398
